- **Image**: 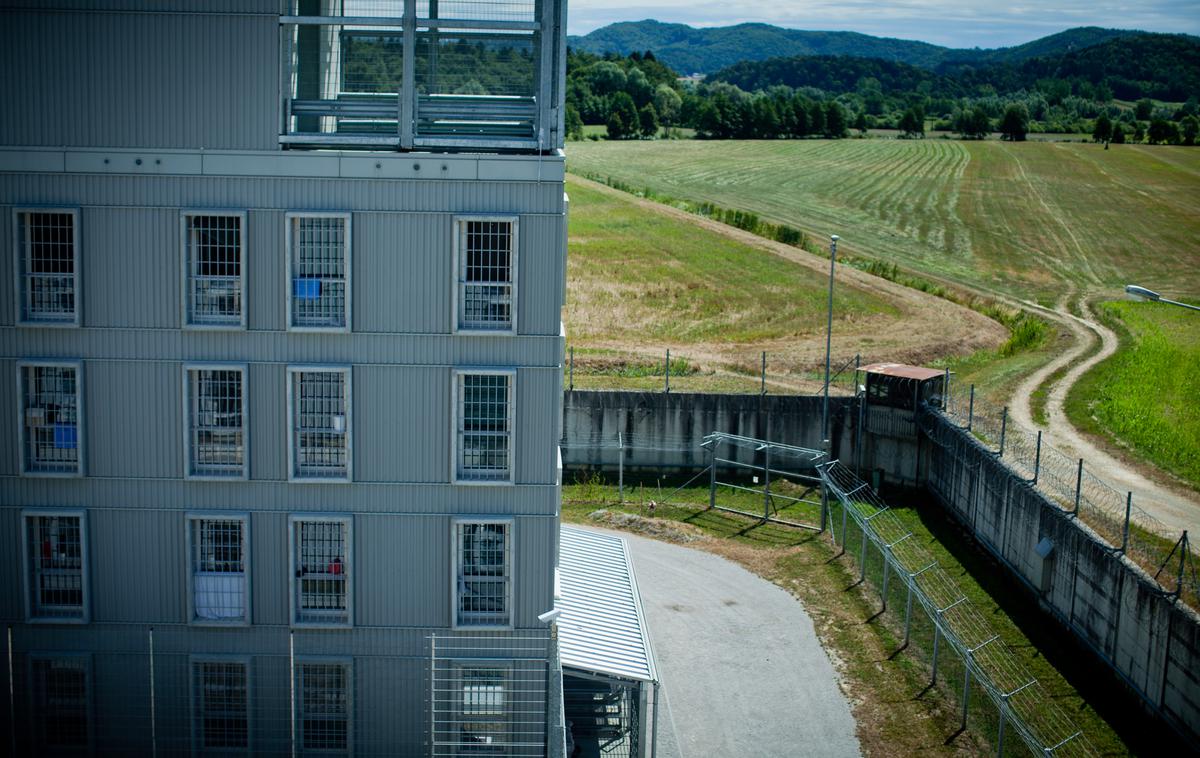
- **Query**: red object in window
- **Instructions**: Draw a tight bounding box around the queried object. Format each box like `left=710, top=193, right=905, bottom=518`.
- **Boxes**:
left=329, top=557, right=343, bottom=575
left=42, top=539, right=52, bottom=561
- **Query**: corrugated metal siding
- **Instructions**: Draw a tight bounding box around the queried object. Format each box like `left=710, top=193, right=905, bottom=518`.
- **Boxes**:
left=355, top=214, right=452, bottom=334
left=87, top=360, right=182, bottom=479
left=355, top=366, right=448, bottom=483
left=0, top=11, right=277, bottom=150
left=356, top=514, right=447, bottom=627
left=94, top=653, right=155, bottom=754
left=249, top=362, right=287, bottom=481
left=5, top=1, right=281, bottom=11
left=515, top=516, right=556, bottom=626
left=248, top=209, right=286, bottom=332
left=518, top=214, right=567, bottom=336
left=0, top=508, right=21, bottom=620
left=0, top=208, right=12, bottom=326
left=0, top=360, right=15, bottom=477
left=83, top=207, right=179, bottom=328
left=90, top=509, right=187, bottom=623
left=251, top=511, right=289, bottom=625
left=517, top=368, right=562, bottom=484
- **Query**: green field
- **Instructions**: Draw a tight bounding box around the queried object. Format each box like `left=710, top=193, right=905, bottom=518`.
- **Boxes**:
left=567, top=139, right=1200, bottom=302
left=1066, top=301, right=1200, bottom=489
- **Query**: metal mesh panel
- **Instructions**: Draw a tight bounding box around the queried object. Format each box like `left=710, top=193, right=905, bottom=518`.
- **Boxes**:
left=18, top=211, right=76, bottom=323
left=188, top=369, right=245, bottom=477
left=456, top=522, right=510, bottom=626
left=295, top=521, right=349, bottom=624
left=31, top=657, right=89, bottom=750
left=190, top=519, right=247, bottom=622
left=291, top=216, right=348, bottom=328
left=293, top=371, right=349, bottom=479
left=193, top=661, right=249, bottom=750
left=298, top=662, right=350, bottom=752
left=185, top=215, right=242, bottom=326
left=458, top=374, right=511, bottom=480
left=415, top=31, right=535, bottom=98
left=418, top=0, right=536, bottom=22
left=21, top=364, right=80, bottom=475
left=459, top=220, right=513, bottom=330
left=26, top=515, right=84, bottom=620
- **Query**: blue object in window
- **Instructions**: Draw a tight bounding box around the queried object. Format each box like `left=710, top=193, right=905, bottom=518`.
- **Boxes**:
left=54, top=424, right=77, bottom=450
left=294, top=278, right=321, bottom=300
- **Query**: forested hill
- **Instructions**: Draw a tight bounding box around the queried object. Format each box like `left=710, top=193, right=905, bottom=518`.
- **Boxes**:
left=710, top=34, right=1200, bottom=102
left=568, top=21, right=1169, bottom=75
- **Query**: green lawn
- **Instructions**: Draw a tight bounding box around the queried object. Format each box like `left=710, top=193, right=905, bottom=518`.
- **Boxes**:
left=1066, top=300, right=1200, bottom=489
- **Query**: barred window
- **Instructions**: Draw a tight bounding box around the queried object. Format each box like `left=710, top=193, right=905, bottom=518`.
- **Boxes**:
left=297, top=661, right=351, bottom=753
left=289, top=214, right=350, bottom=330
left=292, top=518, right=351, bottom=626
left=192, top=660, right=250, bottom=751
left=31, top=656, right=90, bottom=751
left=289, top=368, right=350, bottom=481
left=456, top=217, right=516, bottom=332
left=455, top=371, right=513, bottom=483
left=458, top=665, right=509, bottom=754
left=20, top=362, right=82, bottom=476
left=183, top=213, right=244, bottom=327
left=454, top=521, right=511, bottom=628
left=15, top=210, right=78, bottom=325
left=24, top=512, right=87, bottom=622
left=186, top=366, right=246, bottom=478
left=188, top=516, right=248, bottom=623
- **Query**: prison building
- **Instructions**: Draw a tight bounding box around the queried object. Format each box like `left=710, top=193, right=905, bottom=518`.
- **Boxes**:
left=0, top=1, right=578, bottom=754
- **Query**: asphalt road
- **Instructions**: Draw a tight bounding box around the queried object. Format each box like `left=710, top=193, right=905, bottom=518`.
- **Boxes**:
left=611, top=529, right=861, bottom=758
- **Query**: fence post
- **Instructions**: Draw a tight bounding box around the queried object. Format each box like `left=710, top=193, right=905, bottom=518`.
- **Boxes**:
left=708, top=441, right=717, bottom=511
left=903, top=581, right=913, bottom=648
left=149, top=627, right=158, bottom=758
left=1176, top=531, right=1190, bottom=596
left=1120, top=492, right=1132, bottom=553
left=569, top=346, right=574, bottom=391
left=860, top=523, right=869, bottom=584
left=1031, top=431, right=1042, bottom=485
left=998, top=407, right=1008, bottom=457
left=664, top=349, right=670, bottom=393
left=1072, top=459, right=1083, bottom=517
left=943, top=368, right=951, bottom=411
left=931, top=622, right=940, bottom=685
left=840, top=497, right=849, bottom=557
left=881, top=558, right=890, bottom=611
left=618, top=432, right=624, bottom=504
left=967, top=385, right=975, bottom=432
left=961, top=661, right=972, bottom=731
left=997, top=699, right=1007, bottom=757
left=763, top=444, right=772, bottom=522
left=761, top=351, right=767, bottom=396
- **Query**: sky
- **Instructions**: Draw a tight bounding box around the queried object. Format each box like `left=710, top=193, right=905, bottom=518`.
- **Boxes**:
left=566, top=0, right=1200, bottom=49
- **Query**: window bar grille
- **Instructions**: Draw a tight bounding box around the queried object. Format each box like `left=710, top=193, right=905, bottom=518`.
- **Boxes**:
left=291, top=216, right=347, bottom=329
left=189, top=369, right=245, bottom=477
left=458, top=374, right=510, bottom=480
left=22, top=365, right=80, bottom=475
left=456, top=522, right=509, bottom=626
left=31, top=658, right=89, bottom=750
left=298, top=662, right=350, bottom=752
left=26, top=516, right=84, bottom=620
left=18, top=212, right=76, bottom=323
left=186, top=215, right=242, bottom=326
left=294, top=372, right=348, bottom=479
left=460, top=220, right=513, bottom=330
left=296, top=522, right=348, bottom=624
left=191, top=519, right=246, bottom=622
left=193, top=661, right=249, bottom=750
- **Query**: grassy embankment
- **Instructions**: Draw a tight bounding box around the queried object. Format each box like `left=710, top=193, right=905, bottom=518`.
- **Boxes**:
left=1066, top=300, right=1200, bottom=490
left=561, top=477, right=1150, bottom=756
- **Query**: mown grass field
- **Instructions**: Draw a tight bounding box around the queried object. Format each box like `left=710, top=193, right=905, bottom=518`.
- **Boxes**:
left=567, top=139, right=1200, bottom=303
left=1066, top=300, right=1200, bottom=490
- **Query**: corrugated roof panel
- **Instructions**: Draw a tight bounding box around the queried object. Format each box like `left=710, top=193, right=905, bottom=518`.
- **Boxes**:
left=557, top=526, right=657, bottom=683
left=858, top=362, right=946, bottom=381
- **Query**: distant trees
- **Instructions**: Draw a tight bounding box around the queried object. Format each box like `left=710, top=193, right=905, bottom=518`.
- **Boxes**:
left=1092, top=113, right=1112, bottom=143
left=998, top=104, right=1029, bottom=141
left=637, top=103, right=660, bottom=137
left=606, top=92, right=640, bottom=139
left=824, top=101, right=848, bottom=137
left=954, top=107, right=991, bottom=139
left=898, top=105, right=925, bottom=138
left=1110, top=122, right=1125, bottom=143
left=565, top=104, right=584, bottom=140
left=1181, top=115, right=1199, bottom=146
left=1147, top=118, right=1180, bottom=145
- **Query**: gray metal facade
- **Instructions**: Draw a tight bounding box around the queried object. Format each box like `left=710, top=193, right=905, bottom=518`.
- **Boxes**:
left=0, top=1, right=568, bottom=754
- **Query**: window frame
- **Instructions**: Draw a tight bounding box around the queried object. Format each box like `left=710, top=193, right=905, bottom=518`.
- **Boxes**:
left=21, top=509, right=90, bottom=624
left=189, top=655, right=253, bottom=754
left=17, top=359, right=85, bottom=478
left=294, top=657, right=354, bottom=755
left=451, top=368, right=516, bottom=486
left=452, top=660, right=513, bottom=755
left=27, top=652, right=94, bottom=752
left=180, top=210, right=248, bottom=330
left=451, top=215, right=519, bottom=336
left=12, top=207, right=82, bottom=328
left=288, top=515, right=354, bottom=629
left=286, top=365, right=353, bottom=483
left=450, top=517, right=514, bottom=631
left=185, top=513, right=252, bottom=627
left=182, top=363, right=250, bottom=481
left=286, top=211, right=352, bottom=333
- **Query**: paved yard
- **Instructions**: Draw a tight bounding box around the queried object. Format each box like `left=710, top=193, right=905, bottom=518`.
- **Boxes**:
left=606, top=528, right=861, bottom=758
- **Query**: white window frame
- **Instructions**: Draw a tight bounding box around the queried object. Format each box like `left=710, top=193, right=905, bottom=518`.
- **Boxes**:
left=451, top=518, right=514, bottom=631
left=12, top=207, right=81, bottom=327
left=286, top=366, right=352, bottom=483
left=190, top=656, right=253, bottom=754
left=294, top=657, right=353, bottom=755
left=286, top=212, right=352, bottom=332
left=27, top=653, right=94, bottom=752
left=183, top=363, right=249, bottom=480
left=452, top=215, right=519, bottom=335
left=21, top=509, right=90, bottom=624
left=17, top=359, right=85, bottom=478
left=180, top=210, right=248, bottom=330
left=452, top=661, right=513, bottom=755
left=185, top=513, right=251, bottom=626
left=289, top=515, right=353, bottom=628
left=451, top=368, right=516, bottom=486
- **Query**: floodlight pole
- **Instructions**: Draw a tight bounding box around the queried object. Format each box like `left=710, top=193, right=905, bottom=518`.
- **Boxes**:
left=822, top=235, right=839, bottom=444
left=1125, top=284, right=1200, bottom=312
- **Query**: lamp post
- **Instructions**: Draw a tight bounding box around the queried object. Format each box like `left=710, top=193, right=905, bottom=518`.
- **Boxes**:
left=1125, top=284, right=1200, bottom=312
left=821, top=235, right=839, bottom=443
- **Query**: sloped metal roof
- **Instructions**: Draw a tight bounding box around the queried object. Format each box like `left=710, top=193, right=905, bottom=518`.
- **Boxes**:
left=858, top=362, right=946, bottom=381
left=557, top=526, right=658, bottom=684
